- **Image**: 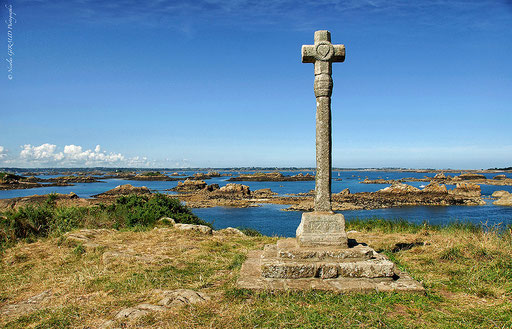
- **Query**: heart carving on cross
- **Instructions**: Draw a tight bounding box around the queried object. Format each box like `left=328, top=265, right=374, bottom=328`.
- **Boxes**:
left=317, top=44, right=330, bottom=57
left=315, top=42, right=333, bottom=60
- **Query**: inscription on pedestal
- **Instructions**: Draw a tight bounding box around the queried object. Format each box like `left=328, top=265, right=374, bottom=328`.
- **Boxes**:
left=305, top=220, right=342, bottom=233
left=296, top=212, right=347, bottom=247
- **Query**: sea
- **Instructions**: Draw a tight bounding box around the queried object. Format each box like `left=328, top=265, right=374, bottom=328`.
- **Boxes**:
left=1, top=170, right=511, bottom=237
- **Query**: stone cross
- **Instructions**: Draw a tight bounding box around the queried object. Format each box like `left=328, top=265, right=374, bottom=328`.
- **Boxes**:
left=302, top=30, right=345, bottom=212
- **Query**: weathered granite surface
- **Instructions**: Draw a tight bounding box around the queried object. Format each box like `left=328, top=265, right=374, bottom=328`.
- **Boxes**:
left=261, top=240, right=395, bottom=279
left=302, top=30, right=345, bottom=212
left=296, top=212, right=348, bottom=247
left=237, top=249, right=424, bottom=294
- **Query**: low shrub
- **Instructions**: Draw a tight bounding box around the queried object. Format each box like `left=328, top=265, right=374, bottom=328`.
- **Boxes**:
left=109, top=193, right=208, bottom=227
left=0, top=193, right=209, bottom=249
left=237, top=227, right=263, bottom=237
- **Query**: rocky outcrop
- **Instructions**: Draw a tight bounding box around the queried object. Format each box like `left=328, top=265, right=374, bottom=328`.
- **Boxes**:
left=101, top=172, right=182, bottom=181
left=449, top=183, right=481, bottom=198
left=459, top=173, right=486, bottom=180
left=190, top=171, right=221, bottom=180
left=93, top=184, right=151, bottom=198
left=361, top=173, right=512, bottom=186
left=171, top=179, right=208, bottom=193
left=175, top=223, right=213, bottom=234
left=336, top=188, right=350, bottom=196
left=361, top=178, right=396, bottom=184
left=493, top=195, right=512, bottom=206
left=174, top=178, right=485, bottom=211
left=1, top=173, right=25, bottom=183
left=191, top=173, right=210, bottom=180
left=293, top=190, right=315, bottom=196
left=378, top=183, right=421, bottom=193
left=185, top=199, right=255, bottom=208
left=0, top=180, right=45, bottom=190
left=422, top=182, right=448, bottom=193
left=291, top=173, right=315, bottom=180
left=20, top=176, right=40, bottom=183
left=46, top=175, right=101, bottom=183
left=491, top=190, right=510, bottom=198
left=64, top=229, right=116, bottom=249
left=214, top=227, right=246, bottom=236
left=253, top=188, right=278, bottom=198
left=0, top=290, right=53, bottom=317
left=157, top=289, right=210, bottom=307
left=0, top=192, right=82, bottom=210
left=102, top=172, right=138, bottom=179
left=130, top=172, right=178, bottom=181
left=228, top=172, right=314, bottom=182
left=0, top=173, right=73, bottom=190
left=107, top=289, right=210, bottom=325
left=316, top=182, right=484, bottom=211
left=169, top=182, right=255, bottom=208
left=211, top=184, right=251, bottom=197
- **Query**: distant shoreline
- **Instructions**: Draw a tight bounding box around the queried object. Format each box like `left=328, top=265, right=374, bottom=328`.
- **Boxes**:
left=1, top=167, right=511, bottom=173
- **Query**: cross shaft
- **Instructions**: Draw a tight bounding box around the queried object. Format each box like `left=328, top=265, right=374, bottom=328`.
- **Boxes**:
left=301, top=30, right=345, bottom=212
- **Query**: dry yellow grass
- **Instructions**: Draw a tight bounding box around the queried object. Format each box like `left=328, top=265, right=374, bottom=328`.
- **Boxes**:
left=0, top=225, right=511, bottom=328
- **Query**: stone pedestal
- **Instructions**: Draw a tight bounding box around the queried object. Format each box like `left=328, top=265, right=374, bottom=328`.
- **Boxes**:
left=237, top=238, right=425, bottom=294
left=261, top=239, right=394, bottom=279
left=296, top=212, right=348, bottom=247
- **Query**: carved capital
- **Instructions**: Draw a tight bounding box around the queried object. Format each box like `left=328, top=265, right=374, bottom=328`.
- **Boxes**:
left=314, top=74, right=333, bottom=98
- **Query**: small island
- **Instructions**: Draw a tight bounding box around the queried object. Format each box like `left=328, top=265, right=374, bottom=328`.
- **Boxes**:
left=228, top=172, right=314, bottom=182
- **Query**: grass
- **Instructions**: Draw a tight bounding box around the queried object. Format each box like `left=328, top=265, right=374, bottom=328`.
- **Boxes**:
left=345, top=217, right=507, bottom=235
left=0, top=205, right=511, bottom=328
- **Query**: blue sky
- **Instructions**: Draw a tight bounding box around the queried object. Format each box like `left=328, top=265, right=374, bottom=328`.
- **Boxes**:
left=1, top=0, right=511, bottom=169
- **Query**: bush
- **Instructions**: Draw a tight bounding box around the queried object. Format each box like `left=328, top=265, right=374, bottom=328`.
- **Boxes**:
left=0, top=193, right=209, bottom=249
left=111, top=193, right=208, bottom=227
left=237, top=227, right=263, bottom=237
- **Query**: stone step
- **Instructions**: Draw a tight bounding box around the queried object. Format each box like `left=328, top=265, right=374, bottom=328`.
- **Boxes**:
left=261, top=256, right=396, bottom=279
left=274, top=238, right=374, bottom=261
left=238, top=250, right=424, bottom=294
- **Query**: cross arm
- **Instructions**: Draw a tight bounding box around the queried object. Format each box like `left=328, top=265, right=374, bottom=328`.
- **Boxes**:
left=302, top=44, right=346, bottom=63
left=332, top=44, right=345, bottom=62
left=301, top=45, right=316, bottom=63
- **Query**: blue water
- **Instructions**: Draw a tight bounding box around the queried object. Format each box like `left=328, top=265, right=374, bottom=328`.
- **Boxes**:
left=2, top=170, right=511, bottom=235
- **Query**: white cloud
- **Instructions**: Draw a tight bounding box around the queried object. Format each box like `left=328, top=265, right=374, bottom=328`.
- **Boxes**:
left=20, top=143, right=64, bottom=162
left=0, top=143, right=194, bottom=168
left=62, top=144, right=125, bottom=165
left=6, top=143, right=154, bottom=167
